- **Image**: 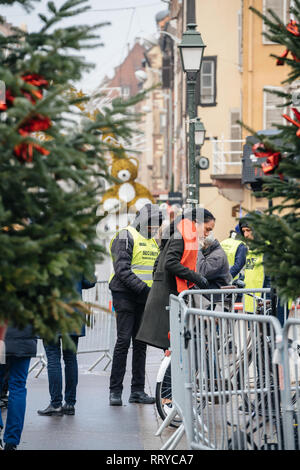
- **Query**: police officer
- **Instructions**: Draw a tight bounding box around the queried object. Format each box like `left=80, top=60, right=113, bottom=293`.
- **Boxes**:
left=220, top=229, right=247, bottom=281
left=109, top=204, right=163, bottom=406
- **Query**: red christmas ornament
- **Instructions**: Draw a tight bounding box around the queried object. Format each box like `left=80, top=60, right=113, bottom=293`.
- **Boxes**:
left=252, top=142, right=282, bottom=175
left=21, top=74, right=49, bottom=103
left=283, top=108, right=300, bottom=137
left=277, top=20, right=300, bottom=65
left=0, top=73, right=51, bottom=162
left=14, top=141, right=50, bottom=163
left=14, top=113, right=52, bottom=162
left=0, top=74, right=49, bottom=111
left=22, top=74, right=49, bottom=88
left=19, top=114, right=51, bottom=134
left=286, top=19, right=300, bottom=36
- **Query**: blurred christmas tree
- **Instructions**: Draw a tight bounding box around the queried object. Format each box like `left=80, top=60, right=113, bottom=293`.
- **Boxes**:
left=243, top=1, right=300, bottom=302
left=0, top=0, right=144, bottom=344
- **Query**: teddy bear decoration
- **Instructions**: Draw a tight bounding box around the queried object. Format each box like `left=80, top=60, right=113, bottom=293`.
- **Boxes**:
left=101, top=153, right=155, bottom=214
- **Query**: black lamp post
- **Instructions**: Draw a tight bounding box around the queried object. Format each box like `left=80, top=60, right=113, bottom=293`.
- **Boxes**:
left=178, top=23, right=206, bottom=207
left=194, top=118, right=206, bottom=198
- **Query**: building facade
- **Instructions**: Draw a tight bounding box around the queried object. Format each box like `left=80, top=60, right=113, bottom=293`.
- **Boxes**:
left=156, top=0, right=290, bottom=240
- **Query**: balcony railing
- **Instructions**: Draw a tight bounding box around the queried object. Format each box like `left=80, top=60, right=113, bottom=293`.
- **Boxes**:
left=211, top=138, right=245, bottom=177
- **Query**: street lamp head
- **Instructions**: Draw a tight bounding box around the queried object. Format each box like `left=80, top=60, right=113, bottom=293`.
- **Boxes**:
left=178, top=23, right=206, bottom=73
left=194, top=118, right=206, bottom=146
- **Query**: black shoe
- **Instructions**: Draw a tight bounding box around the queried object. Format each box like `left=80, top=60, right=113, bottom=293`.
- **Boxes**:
left=62, top=403, right=75, bottom=415
left=109, top=392, right=122, bottom=406
left=0, top=426, right=3, bottom=450
left=4, top=443, right=17, bottom=450
left=129, top=391, right=155, bottom=404
left=37, top=404, right=63, bottom=416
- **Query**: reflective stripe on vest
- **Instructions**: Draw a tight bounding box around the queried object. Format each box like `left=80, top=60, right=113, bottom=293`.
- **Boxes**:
left=244, top=250, right=264, bottom=313
left=109, top=225, right=159, bottom=287
left=220, top=238, right=244, bottom=280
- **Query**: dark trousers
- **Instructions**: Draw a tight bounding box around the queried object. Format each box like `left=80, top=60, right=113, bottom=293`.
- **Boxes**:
left=110, top=295, right=147, bottom=394
left=44, top=336, right=79, bottom=408
left=0, top=356, right=31, bottom=446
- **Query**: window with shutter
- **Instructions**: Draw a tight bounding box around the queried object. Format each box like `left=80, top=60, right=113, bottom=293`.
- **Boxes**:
left=121, top=86, right=130, bottom=98
left=230, top=109, right=242, bottom=161
left=262, top=0, right=289, bottom=44
left=198, top=57, right=217, bottom=106
left=263, top=87, right=286, bottom=129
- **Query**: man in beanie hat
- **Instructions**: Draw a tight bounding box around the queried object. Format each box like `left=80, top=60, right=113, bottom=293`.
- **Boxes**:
left=108, top=204, right=164, bottom=406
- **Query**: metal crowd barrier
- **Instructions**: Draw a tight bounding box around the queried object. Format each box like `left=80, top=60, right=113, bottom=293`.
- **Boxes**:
left=157, top=288, right=300, bottom=451
left=282, top=318, right=300, bottom=450
left=29, top=281, right=116, bottom=376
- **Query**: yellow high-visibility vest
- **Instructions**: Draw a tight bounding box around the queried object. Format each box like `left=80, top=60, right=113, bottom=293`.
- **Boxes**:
left=220, top=237, right=245, bottom=280
left=244, top=249, right=264, bottom=313
left=109, top=225, right=159, bottom=287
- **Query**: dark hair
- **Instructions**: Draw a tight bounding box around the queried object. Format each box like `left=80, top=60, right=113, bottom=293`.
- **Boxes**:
left=203, top=209, right=215, bottom=223
left=160, top=207, right=215, bottom=248
left=180, top=207, right=215, bottom=224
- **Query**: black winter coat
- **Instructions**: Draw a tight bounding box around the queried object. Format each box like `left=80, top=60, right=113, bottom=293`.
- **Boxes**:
left=109, top=203, right=162, bottom=303
left=197, top=240, right=231, bottom=290
left=109, top=230, right=150, bottom=301
left=5, top=325, right=37, bottom=358
left=136, top=234, right=207, bottom=351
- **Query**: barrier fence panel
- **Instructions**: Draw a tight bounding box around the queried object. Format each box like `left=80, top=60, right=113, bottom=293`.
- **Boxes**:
left=29, top=281, right=116, bottom=376
left=157, top=295, right=188, bottom=450
left=163, top=288, right=290, bottom=451
left=79, top=281, right=116, bottom=371
left=282, top=319, right=300, bottom=450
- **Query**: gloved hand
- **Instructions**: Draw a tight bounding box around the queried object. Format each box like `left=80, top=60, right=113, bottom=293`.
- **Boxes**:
left=194, top=274, right=209, bottom=289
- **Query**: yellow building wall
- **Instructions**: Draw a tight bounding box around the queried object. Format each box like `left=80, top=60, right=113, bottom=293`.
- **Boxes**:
left=242, top=0, right=289, bottom=213
left=195, top=0, right=243, bottom=241
left=242, top=0, right=289, bottom=133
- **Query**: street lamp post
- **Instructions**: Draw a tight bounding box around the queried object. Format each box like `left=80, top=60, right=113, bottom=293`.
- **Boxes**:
left=194, top=118, right=206, bottom=197
left=178, top=23, right=206, bottom=207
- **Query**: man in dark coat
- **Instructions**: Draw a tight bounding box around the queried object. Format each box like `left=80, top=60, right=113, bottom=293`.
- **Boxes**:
left=136, top=208, right=212, bottom=351
left=0, top=325, right=37, bottom=450
left=109, top=203, right=164, bottom=406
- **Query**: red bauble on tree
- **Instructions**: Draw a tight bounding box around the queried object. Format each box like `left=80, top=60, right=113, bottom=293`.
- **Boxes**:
left=0, top=73, right=51, bottom=162
left=252, top=142, right=282, bottom=176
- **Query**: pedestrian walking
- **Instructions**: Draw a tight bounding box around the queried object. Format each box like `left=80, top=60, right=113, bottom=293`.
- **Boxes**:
left=37, top=277, right=95, bottom=417
left=108, top=203, right=163, bottom=406
left=0, top=325, right=37, bottom=450
left=136, top=208, right=210, bottom=352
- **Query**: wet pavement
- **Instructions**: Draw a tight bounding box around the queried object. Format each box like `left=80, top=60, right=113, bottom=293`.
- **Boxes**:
left=3, top=345, right=187, bottom=451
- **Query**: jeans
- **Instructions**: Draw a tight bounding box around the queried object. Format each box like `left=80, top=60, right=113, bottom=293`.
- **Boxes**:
left=0, top=356, right=31, bottom=446
left=44, top=336, right=79, bottom=408
left=110, top=296, right=147, bottom=394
